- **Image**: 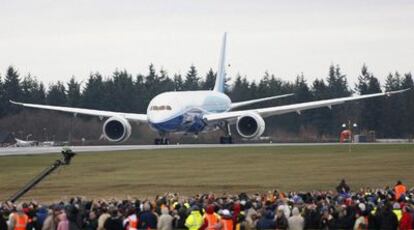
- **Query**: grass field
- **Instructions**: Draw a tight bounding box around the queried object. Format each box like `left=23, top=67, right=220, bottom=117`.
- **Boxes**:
left=0, top=144, right=413, bottom=202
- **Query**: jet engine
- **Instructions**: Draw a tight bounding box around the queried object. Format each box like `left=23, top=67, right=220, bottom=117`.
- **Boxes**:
left=236, top=112, right=265, bottom=139
left=102, top=117, right=132, bottom=142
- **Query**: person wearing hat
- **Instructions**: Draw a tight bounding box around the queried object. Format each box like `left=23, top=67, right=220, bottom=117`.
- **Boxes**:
left=202, top=205, right=220, bottom=230
left=185, top=205, right=203, bottom=230
left=219, top=209, right=233, bottom=230
left=288, top=207, right=304, bottom=230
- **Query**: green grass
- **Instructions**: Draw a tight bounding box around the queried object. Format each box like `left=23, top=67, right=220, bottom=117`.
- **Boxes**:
left=0, top=144, right=413, bottom=202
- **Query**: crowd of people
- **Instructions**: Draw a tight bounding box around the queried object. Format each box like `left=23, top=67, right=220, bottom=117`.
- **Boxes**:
left=1, top=180, right=413, bottom=230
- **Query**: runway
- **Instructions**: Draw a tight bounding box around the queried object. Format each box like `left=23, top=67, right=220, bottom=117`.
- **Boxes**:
left=0, top=142, right=411, bottom=156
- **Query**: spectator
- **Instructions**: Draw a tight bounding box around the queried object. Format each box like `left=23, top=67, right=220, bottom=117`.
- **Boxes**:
left=1, top=181, right=413, bottom=230
left=202, top=205, right=220, bottom=230
left=104, top=209, right=123, bottom=230
left=84, top=210, right=98, bottom=230
left=336, top=179, right=351, bottom=195
left=353, top=204, right=368, bottom=230
left=157, top=206, right=173, bottom=230
left=244, top=203, right=258, bottom=230
left=0, top=210, right=8, bottom=230
left=56, top=211, right=69, bottom=230
left=399, top=206, right=413, bottom=230
left=41, top=207, right=59, bottom=230
left=8, top=204, right=29, bottom=230
left=394, top=180, right=407, bottom=201
left=138, top=202, right=157, bottom=229
left=379, top=203, right=399, bottom=230
left=185, top=205, right=203, bottom=230
left=304, top=204, right=320, bottom=229
left=275, top=205, right=288, bottom=230
left=288, top=207, right=304, bottom=230
left=256, top=210, right=275, bottom=229
left=97, top=207, right=110, bottom=230
left=219, top=209, right=233, bottom=230
left=123, top=207, right=138, bottom=230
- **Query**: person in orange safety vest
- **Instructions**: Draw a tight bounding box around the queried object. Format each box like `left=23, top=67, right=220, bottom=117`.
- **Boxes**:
left=202, top=205, right=221, bottom=230
left=220, top=209, right=233, bottom=230
left=10, top=204, right=29, bottom=230
left=394, top=180, right=407, bottom=201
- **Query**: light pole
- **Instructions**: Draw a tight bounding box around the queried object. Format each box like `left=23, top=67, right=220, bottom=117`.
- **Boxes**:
left=341, top=120, right=358, bottom=152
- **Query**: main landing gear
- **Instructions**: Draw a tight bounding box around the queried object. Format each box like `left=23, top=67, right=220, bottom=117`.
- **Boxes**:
left=219, top=121, right=233, bottom=144
left=154, top=138, right=170, bottom=145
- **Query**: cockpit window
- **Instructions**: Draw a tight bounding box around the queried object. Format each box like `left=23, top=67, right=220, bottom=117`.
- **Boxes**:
left=150, top=105, right=172, bottom=111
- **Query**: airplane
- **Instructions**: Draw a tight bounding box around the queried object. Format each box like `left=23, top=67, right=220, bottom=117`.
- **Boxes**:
left=10, top=33, right=410, bottom=144
left=14, top=138, right=38, bottom=147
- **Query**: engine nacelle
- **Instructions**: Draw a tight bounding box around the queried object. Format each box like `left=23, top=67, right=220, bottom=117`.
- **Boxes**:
left=102, top=117, right=132, bottom=143
left=236, top=112, right=265, bottom=139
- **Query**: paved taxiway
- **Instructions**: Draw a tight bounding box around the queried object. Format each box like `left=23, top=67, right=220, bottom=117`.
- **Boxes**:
left=0, top=142, right=411, bottom=156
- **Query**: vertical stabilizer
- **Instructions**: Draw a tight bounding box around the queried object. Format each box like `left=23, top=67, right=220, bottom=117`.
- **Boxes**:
left=213, top=32, right=227, bottom=92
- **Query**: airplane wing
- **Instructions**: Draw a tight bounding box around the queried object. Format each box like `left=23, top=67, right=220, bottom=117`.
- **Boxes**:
left=204, top=89, right=410, bottom=123
left=230, top=93, right=294, bottom=110
left=9, top=100, right=148, bottom=122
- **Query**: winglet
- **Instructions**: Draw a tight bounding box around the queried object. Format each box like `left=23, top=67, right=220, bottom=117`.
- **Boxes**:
left=385, top=88, right=411, bottom=96
left=9, top=100, right=22, bottom=105
left=213, top=32, right=227, bottom=93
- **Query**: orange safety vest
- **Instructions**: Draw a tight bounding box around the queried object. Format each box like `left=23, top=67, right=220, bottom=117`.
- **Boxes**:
left=395, top=184, right=407, bottom=200
left=205, top=214, right=219, bottom=230
left=14, top=213, right=28, bottom=230
left=221, top=218, right=233, bottom=230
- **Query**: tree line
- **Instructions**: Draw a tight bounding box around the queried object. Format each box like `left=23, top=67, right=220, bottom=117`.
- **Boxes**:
left=0, top=64, right=413, bottom=141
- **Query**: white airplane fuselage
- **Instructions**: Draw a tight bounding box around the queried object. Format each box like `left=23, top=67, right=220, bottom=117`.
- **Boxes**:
left=147, top=91, right=231, bottom=134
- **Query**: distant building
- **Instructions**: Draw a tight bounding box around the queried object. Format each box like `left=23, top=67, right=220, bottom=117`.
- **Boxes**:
left=0, top=130, right=15, bottom=146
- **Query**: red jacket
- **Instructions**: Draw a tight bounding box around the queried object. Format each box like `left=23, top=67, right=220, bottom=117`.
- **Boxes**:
left=399, top=212, right=413, bottom=230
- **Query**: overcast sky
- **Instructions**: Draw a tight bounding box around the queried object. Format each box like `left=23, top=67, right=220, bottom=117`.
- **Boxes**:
left=0, top=0, right=413, bottom=86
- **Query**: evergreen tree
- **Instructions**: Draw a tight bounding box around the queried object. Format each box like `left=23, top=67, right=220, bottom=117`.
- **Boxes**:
left=202, top=68, right=216, bottom=90
left=47, top=81, right=67, bottom=105
left=110, top=70, right=136, bottom=112
left=380, top=73, right=403, bottom=137
left=173, top=74, right=184, bottom=91
left=144, top=64, right=163, bottom=101
left=326, top=65, right=352, bottom=135
left=67, top=76, right=81, bottom=107
left=159, top=69, right=174, bottom=92
left=0, top=74, right=5, bottom=117
left=355, top=65, right=382, bottom=134
left=310, top=79, right=331, bottom=137
left=229, top=75, right=251, bottom=102
left=183, top=65, right=199, bottom=90
left=134, top=74, right=146, bottom=113
left=401, top=73, right=414, bottom=137
left=21, top=74, right=45, bottom=104
left=82, top=72, right=106, bottom=109
left=3, top=66, right=22, bottom=114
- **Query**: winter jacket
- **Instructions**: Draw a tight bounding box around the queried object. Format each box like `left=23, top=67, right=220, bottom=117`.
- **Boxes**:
left=157, top=213, right=173, bottom=230
left=185, top=211, right=203, bottom=230
left=288, top=210, right=304, bottom=230
left=399, top=212, right=413, bottom=230
left=256, top=211, right=275, bottom=230
left=139, top=211, right=158, bottom=229
left=275, top=215, right=288, bottom=230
